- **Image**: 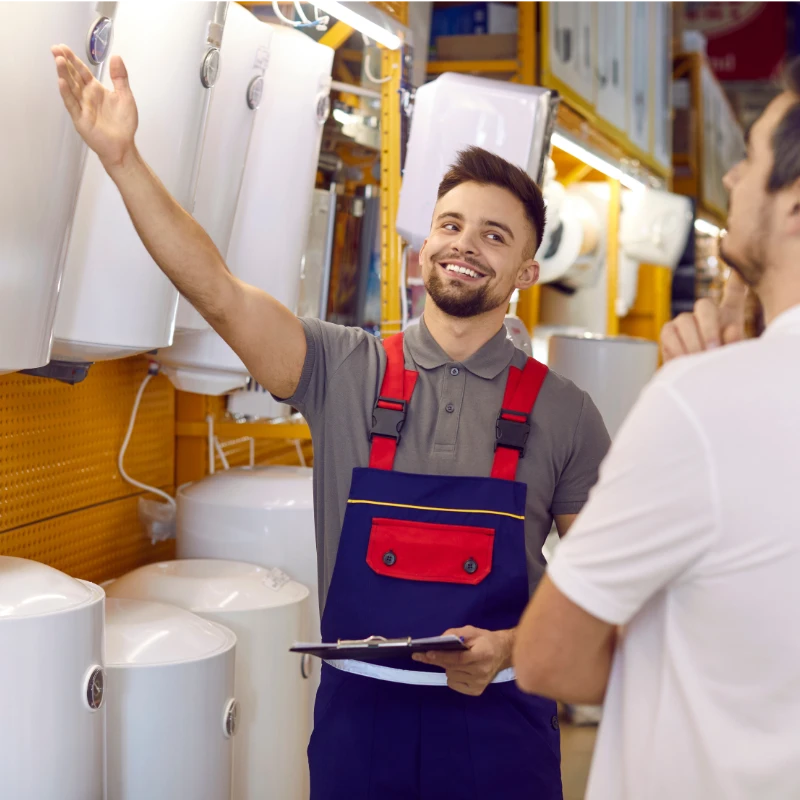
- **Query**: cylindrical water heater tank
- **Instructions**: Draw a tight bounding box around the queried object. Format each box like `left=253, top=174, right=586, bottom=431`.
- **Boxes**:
left=548, top=334, right=659, bottom=438
left=176, top=467, right=319, bottom=727
left=51, top=2, right=226, bottom=364
left=108, top=560, right=312, bottom=800
left=104, top=597, right=237, bottom=800
left=157, top=23, right=333, bottom=395
left=1, top=3, right=113, bottom=373
left=173, top=2, right=273, bottom=337
left=0, top=556, right=105, bottom=800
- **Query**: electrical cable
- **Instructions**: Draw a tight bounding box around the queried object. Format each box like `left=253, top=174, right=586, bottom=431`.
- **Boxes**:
left=362, top=34, right=393, bottom=84
left=118, top=364, right=176, bottom=510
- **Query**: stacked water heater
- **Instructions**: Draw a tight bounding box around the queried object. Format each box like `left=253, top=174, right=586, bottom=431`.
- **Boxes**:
left=51, top=2, right=228, bottom=369
left=157, top=22, right=334, bottom=397
left=1, top=3, right=114, bottom=375
left=108, top=560, right=311, bottom=800
left=104, top=598, right=238, bottom=800
left=0, top=557, right=105, bottom=800
left=175, top=467, right=319, bottom=723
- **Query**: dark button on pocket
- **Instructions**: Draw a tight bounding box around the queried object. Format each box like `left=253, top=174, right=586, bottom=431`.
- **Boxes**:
left=383, top=551, right=397, bottom=567
left=551, top=715, right=560, bottom=731
left=445, top=403, right=455, bottom=413
left=463, top=558, right=478, bottom=574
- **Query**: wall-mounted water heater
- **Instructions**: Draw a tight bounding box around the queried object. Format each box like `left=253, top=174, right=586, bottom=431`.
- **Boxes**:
left=1, top=3, right=114, bottom=374
left=51, top=2, right=226, bottom=366
left=157, top=23, right=333, bottom=396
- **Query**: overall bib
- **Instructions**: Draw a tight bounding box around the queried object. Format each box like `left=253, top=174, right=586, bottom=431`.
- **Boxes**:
left=309, top=334, right=562, bottom=800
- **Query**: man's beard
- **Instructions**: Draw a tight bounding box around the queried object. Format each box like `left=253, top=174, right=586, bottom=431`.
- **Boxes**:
left=720, top=199, right=771, bottom=288
left=424, top=255, right=508, bottom=319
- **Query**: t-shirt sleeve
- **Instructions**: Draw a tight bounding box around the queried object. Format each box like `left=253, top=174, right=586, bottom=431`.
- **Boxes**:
left=547, top=381, right=719, bottom=626
left=551, top=392, right=611, bottom=516
left=275, top=317, right=371, bottom=419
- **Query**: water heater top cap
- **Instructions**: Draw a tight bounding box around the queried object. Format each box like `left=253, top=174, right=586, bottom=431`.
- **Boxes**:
left=107, top=560, right=310, bottom=613
left=0, top=556, right=102, bottom=619
left=177, top=465, right=314, bottom=510
left=105, top=597, right=236, bottom=667
left=550, top=332, right=656, bottom=345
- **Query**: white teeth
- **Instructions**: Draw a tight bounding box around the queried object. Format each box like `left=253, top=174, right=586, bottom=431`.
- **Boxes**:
left=445, top=263, right=481, bottom=279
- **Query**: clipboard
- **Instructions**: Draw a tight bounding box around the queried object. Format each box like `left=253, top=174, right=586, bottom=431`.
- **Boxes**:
left=290, top=634, right=468, bottom=662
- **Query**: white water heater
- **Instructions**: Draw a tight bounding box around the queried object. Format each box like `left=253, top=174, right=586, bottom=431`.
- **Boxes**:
left=176, top=467, right=319, bottom=729
left=108, top=560, right=312, bottom=800
left=104, top=597, right=237, bottom=800
left=548, top=333, right=658, bottom=438
left=0, top=557, right=105, bottom=800
left=51, top=2, right=226, bottom=364
left=172, top=3, right=272, bottom=337
left=1, top=4, right=113, bottom=373
left=157, top=23, right=333, bottom=395
left=397, top=72, right=558, bottom=250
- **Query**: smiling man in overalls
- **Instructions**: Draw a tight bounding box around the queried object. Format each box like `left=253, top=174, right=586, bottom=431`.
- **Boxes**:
left=50, top=48, right=609, bottom=797
left=285, top=147, right=610, bottom=799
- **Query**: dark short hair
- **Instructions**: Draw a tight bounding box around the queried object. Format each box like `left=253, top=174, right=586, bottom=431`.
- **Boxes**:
left=767, top=56, right=800, bottom=192
left=437, top=146, right=546, bottom=255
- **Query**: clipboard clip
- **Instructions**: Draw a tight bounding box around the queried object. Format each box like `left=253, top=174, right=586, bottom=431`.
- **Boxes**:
left=336, top=635, right=412, bottom=649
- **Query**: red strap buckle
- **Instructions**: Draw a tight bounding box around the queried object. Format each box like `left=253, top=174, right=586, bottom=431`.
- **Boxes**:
left=494, top=409, right=531, bottom=455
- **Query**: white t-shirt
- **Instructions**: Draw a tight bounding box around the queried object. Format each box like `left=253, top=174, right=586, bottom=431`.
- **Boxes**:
left=548, top=305, right=800, bottom=800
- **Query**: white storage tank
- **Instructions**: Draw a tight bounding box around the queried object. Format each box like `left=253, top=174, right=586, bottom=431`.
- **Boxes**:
left=51, top=2, right=227, bottom=364
left=108, top=560, right=312, bottom=800
left=1, top=3, right=114, bottom=373
left=0, top=556, right=105, bottom=800
left=104, top=597, right=237, bottom=800
left=157, top=23, right=334, bottom=395
left=548, top=333, right=659, bottom=438
left=176, top=467, right=319, bottom=726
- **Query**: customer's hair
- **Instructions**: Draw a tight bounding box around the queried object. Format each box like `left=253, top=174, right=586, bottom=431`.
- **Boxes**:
left=767, top=56, right=800, bottom=192
left=437, top=146, right=546, bottom=255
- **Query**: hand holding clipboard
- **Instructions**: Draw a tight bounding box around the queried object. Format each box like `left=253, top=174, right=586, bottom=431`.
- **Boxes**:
left=290, top=634, right=467, bottom=662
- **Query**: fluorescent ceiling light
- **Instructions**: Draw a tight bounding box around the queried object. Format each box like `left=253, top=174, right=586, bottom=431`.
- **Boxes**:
left=314, top=1, right=402, bottom=49
left=694, top=218, right=721, bottom=237
left=550, top=132, right=647, bottom=191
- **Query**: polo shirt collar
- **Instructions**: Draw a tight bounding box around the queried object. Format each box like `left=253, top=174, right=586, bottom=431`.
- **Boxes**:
left=764, top=303, right=800, bottom=337
left=404, top=315, right=516, bottom=379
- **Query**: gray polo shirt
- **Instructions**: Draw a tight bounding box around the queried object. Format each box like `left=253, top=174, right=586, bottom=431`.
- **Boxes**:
left=283, top=316, right=610, bottom=611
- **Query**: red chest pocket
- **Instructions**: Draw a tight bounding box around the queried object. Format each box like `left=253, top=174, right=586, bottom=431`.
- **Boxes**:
left=366, top=517, right=495, bottom=586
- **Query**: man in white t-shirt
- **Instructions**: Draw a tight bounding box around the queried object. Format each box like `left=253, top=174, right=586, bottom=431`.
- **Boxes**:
left=513, top=59, right=800, bottom=799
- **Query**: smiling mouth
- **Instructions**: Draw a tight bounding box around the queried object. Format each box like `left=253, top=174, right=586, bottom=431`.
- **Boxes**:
left=439, top=261, right=488, bottom=281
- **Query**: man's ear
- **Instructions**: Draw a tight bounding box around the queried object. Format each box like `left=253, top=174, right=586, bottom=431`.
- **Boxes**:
left=784, top=178, right=800, bottom=236
left=517, top=259, right=540, bottom=290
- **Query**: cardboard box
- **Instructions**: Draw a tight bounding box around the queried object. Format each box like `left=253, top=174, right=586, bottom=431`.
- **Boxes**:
left=435, top=33, right=518, bottom=62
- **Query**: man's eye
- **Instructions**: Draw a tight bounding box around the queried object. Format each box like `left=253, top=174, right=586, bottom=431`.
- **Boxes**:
left=443, top=223, right=458, bottom=231
left=487, top=233, right=503, bottom=242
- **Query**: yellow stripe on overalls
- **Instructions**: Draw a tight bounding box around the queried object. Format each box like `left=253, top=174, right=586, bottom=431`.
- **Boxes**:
left=347, top=499, right=525, bottom=521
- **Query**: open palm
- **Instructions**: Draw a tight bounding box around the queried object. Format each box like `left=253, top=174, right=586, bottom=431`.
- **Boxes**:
left=52, top=45, right=138, bottom=170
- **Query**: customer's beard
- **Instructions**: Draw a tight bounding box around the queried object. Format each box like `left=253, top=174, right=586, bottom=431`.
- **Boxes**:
left=719, top=239, right=766, bottom=288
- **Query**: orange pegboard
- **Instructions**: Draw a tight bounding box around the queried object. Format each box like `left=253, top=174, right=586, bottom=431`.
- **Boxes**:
left=0, top=357, right=174, bottom=534
left=0, top=494, right=175, bottom=584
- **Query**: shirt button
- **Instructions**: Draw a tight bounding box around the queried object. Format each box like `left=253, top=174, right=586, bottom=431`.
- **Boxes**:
left=445, top=403, right=455, bottom=413
left=551, top=715, right=560, bottom=731
left=450, top=367, right=460, bottom=376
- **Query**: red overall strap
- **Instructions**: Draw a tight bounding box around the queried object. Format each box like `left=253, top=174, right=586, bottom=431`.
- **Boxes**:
left=369, top=333, right=419, bottom=471
left=490, top=358, right=549, bottom=481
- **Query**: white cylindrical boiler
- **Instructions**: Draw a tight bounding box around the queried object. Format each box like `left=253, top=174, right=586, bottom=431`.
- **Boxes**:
left=0, top=556, right=105, bottom=800
left=51, top=2, right=227, bottom=364
left=173, top=2, right=273, bottom=336
left=108, top=560, right=312, bottom=800
left=104, top=597, right=237, bottom=800
left=1, top=4, right=113, bottom=373
left=548, top=333, right=659, bottom=438
left=157, top=23, right=334, bottom=395
left=176, top=467, right=319, bottom=728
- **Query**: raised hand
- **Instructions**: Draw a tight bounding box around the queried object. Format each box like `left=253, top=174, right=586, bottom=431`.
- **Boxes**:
left=661, top=270, right=748, bottom=362
left=51, top=45, right=138, bottom=171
